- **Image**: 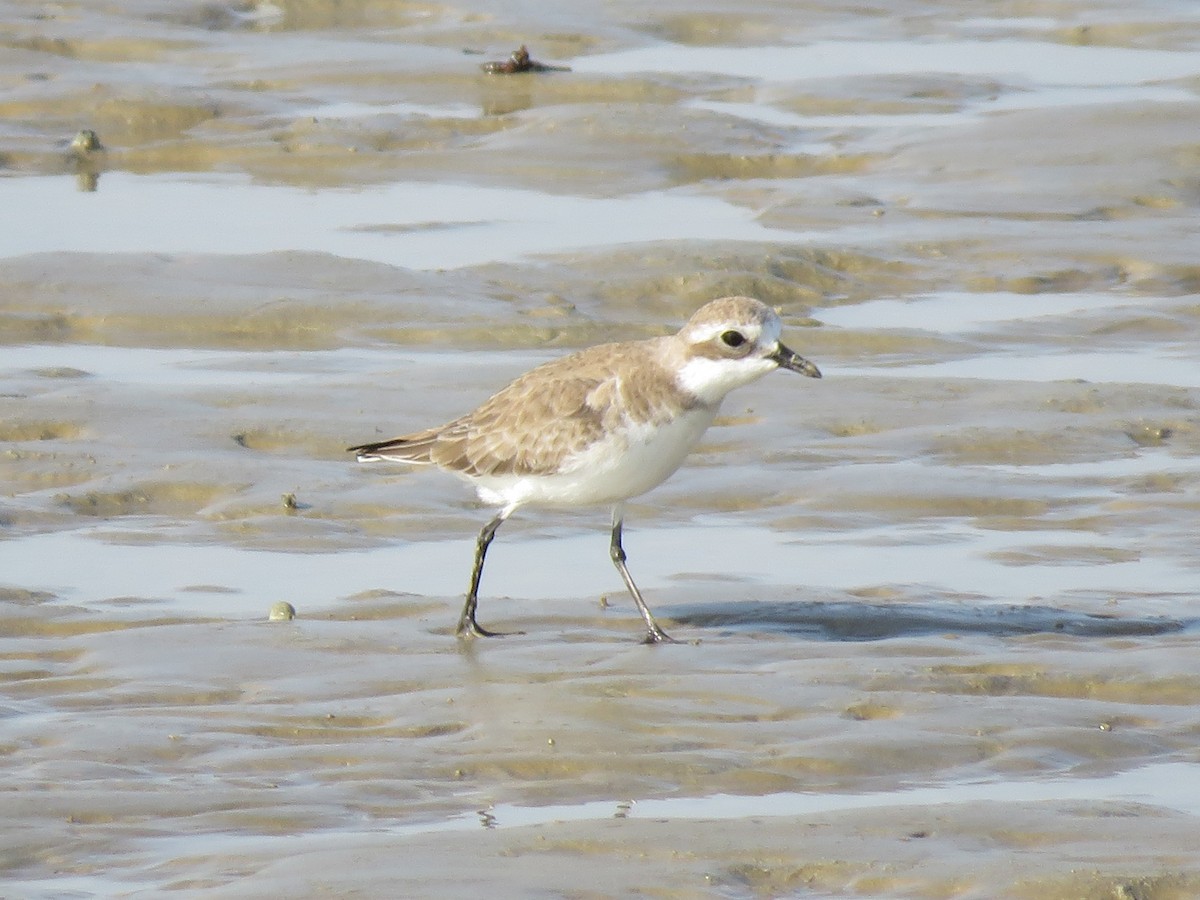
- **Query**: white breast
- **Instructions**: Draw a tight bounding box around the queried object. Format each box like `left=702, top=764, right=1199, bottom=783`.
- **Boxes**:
left=469, top=405, right=719, bottom=509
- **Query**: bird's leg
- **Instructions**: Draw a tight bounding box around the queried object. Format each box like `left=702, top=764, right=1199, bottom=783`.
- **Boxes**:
left=609, top=508, right=678, bottom=644
left=456, top=509, right=521, bottom=638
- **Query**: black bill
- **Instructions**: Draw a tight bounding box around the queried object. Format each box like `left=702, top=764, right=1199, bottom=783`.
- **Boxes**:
left=772, top=342, right=822, bottom=378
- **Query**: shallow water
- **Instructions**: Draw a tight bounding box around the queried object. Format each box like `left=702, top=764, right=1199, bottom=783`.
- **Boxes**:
left=3, top=173, right=805, bottom=269
left=3, top=0, right=1200, bottom=897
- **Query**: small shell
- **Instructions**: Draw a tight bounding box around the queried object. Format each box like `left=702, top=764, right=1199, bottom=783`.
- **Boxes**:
left=268, top=601, right=297, bottom=621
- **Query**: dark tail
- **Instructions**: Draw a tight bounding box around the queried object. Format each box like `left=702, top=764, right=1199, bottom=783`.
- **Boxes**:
left=347, top=433, right=436, bottom=464
left=347, top=438, right=393, bottom=455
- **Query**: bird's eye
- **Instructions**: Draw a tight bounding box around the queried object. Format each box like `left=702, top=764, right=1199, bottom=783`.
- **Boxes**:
left=720, top=330, right=746, bottom=348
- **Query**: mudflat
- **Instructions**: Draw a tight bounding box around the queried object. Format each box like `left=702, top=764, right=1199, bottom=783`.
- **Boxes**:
left=2, top=1, right=1199, bottom=896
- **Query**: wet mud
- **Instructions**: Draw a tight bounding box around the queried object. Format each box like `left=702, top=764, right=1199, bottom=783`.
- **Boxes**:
left=2, top=0, right=1200, bottom=897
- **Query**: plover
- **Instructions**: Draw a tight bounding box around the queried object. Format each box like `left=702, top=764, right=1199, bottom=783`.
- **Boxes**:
left=349, top=296, right=821, bottom=643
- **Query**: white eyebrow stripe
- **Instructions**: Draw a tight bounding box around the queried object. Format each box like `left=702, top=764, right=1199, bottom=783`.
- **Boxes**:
left=687, top=321, right=765, bottom=345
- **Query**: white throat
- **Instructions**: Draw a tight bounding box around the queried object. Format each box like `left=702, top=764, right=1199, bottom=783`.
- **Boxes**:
left=675, top=354, right=778, bottom=406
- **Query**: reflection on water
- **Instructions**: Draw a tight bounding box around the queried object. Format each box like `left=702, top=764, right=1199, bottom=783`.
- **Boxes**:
left=0, top=344, right=410, bottom=387
left=572, top=39, right=1200, bottom=85
left=0, top=174, right=801, bottom=269
left=86, top=760, right=1200, bottom=846
left=852, top=350, right=1200, bottom=387
left=818, top=291, right=1153, bottom=333
left=472, top=760, right=1200, bottom=830
left=1, top=517, right=1195, bottom=619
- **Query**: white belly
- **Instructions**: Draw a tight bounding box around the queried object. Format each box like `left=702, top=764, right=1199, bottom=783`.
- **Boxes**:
left=470, top=406, right=718, bottom=510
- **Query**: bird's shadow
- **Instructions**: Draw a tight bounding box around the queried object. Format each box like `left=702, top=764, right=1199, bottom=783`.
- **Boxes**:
left=667, top=599, right=1192, bottom=641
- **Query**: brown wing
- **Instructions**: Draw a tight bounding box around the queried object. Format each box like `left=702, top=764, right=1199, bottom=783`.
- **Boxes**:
left=350, top=340, right=691, bottom=477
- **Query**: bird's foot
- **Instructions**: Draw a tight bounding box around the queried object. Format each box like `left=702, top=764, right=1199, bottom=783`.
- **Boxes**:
left=455, top=618, right=523, bottom=639
left=641, top=625, right=680, bottom=645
